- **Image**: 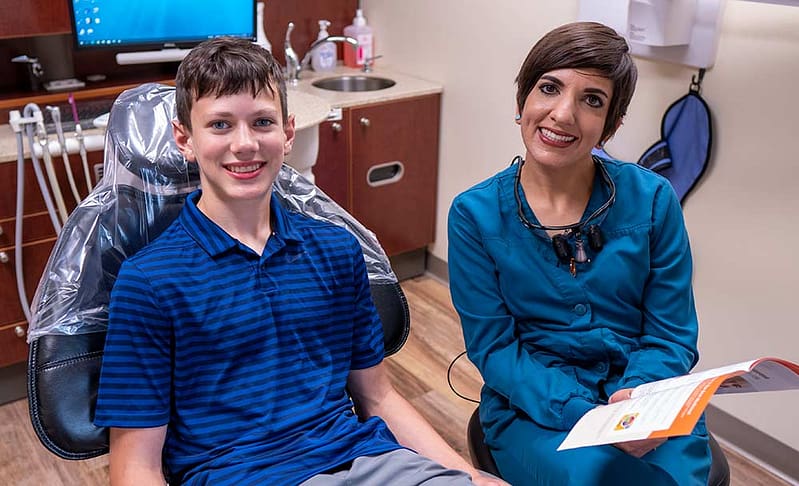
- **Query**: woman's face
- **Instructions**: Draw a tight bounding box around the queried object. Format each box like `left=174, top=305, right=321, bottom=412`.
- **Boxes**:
left=518, top=68, right=613, bottom=170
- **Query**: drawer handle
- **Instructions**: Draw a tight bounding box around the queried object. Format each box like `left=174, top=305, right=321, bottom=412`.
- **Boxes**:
left=331, top=122, right=343, bottom=133
left=0, top=251, right=8, bottom=264
left=0, top=224, right=3, bottom=236
left=367, top=161, right=405, bottom=187
left=360, top=117, right=371, bottom=128
left=14, top=326, right=26, bottom=338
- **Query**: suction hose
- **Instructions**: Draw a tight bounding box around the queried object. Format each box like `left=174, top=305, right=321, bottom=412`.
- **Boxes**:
left=68, top=94, right=94, bottom=192
left=23, top=103, right=69, bottom=225
left=13, top=129, right=33, bottom=323
left=21, top=104, right=62, bottom=234
left=47, top=105, right=82, bottom=205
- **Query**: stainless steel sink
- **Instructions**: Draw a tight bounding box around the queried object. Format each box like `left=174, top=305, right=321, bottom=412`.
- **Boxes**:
left=312, top=76, right=396, bottom=92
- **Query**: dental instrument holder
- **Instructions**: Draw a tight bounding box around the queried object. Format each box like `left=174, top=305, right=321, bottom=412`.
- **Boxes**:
left=11, top=55, right=45, bottom=92
left=9, top=109, right=43, bottom=134
left=284, top=22, right=359, bottom=85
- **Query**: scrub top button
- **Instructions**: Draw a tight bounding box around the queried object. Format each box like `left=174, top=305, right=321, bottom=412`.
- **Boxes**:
left=573, top=304, right=587, bottom=316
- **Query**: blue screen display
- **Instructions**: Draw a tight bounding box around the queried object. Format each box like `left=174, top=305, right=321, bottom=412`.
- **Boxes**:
left=71, top=0, right=255, bottom=48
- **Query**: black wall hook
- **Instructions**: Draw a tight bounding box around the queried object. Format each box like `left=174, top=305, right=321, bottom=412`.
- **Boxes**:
left=690, top=68, right=706, bottom=93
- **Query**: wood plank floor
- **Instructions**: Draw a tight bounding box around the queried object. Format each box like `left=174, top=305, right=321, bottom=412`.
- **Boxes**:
left=0, top=274, right=791, bottom=485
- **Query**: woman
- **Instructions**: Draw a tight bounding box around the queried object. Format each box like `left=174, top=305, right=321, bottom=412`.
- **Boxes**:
left=448, top=22, right=711, bottom=485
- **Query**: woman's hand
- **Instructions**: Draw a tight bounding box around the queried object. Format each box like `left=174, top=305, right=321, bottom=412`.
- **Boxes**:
left=607, top=388, right=667, bottom=458
left=472, top=469, right=510, bottom=486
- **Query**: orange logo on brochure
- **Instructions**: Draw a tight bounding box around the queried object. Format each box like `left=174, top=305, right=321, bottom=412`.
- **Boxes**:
left=614, top=413, right=639, bottom=431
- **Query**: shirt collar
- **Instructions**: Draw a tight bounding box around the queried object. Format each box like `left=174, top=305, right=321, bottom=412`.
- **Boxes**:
left=180, top=190, right=305, bottom=257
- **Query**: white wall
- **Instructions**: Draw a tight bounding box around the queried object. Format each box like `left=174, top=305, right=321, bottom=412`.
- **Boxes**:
left=368, top=0, right=799, bottom=451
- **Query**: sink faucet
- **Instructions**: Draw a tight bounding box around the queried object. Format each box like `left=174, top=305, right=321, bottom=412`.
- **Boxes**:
left=284, top=22, right=358, bottom=85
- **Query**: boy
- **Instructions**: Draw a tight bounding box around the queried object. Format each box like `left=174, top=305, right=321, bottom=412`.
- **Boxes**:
left=94, top=37, right=502, bottom=486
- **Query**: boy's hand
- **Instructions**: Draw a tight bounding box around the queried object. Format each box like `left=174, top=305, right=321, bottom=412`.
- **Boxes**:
left=608, top=388, right=667, bottom=457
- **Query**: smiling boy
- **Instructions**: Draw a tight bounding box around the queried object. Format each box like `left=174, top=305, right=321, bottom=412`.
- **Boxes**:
left=94, top=37, right=502, bottom=486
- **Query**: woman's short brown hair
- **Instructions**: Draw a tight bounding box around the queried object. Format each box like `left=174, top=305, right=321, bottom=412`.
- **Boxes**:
left=516, top=21, right=638, bottom=143
left=175, top=37, right=287, bottom=131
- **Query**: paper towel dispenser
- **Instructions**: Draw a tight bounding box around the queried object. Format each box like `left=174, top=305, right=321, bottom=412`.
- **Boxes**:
left=628, top=0, right=697, bottom=46
left=578, top=0, right=726, bottom=68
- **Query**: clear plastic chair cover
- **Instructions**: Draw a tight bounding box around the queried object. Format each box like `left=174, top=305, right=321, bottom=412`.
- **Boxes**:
left=27, top=83, right=395, bottom=341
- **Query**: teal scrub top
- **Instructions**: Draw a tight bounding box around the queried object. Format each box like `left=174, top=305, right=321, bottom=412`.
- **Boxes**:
left=448, top=158, right=699, bottom=432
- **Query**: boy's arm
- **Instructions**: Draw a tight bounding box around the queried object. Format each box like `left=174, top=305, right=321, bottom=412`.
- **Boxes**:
left=347, top=363, right=508, bottom=486
left=109, top=426, right=168, bottom=486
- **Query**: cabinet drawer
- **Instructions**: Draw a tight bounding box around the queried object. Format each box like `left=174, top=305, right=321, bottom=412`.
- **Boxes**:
left=0, top=323, right=28, bottom=368
left=0, top=151, right=102, bottom=220
left=0, top=238, right=55, bottom=327
left=0, top=213, right=60, bottom=248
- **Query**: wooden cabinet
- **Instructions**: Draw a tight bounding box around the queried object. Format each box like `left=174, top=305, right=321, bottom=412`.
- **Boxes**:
left=0, top=0, right=71, bottom=39
left=314, top=94, right=441, bottom=256
left=0, top=149, right=103, bottom=368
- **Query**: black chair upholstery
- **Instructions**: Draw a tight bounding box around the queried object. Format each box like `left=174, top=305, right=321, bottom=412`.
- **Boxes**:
left=28, top=283, right=410, bottom=461
left=467, top=407, right=730, bottom=486
left=26, top=83, right=411, bottom=462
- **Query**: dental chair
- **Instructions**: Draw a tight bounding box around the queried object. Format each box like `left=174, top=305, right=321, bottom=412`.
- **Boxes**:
left=466, top=406, right=730, bottom=486
left=26, top=83, right=410, bottom=462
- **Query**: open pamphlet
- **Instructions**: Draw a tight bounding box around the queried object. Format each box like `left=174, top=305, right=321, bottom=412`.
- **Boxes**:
left=558, top=357, right=799, bottom=451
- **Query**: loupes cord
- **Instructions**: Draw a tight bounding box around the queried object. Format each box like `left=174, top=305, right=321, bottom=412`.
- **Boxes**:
left=447, top=350, right=480, bottom=404
left=47, top=106, right=82, bottom=205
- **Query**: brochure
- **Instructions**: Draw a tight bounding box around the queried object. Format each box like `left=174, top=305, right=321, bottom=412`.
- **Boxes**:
left=558, top=357, right=799, bottom=451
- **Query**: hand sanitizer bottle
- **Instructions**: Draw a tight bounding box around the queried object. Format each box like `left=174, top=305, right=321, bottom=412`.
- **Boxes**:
left=343, top=9, right=373, bottom=68
left=311, top=20, right=337, bottom=72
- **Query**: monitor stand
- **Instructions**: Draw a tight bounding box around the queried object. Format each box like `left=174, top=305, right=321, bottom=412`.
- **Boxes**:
left=116, top=48, right=192, bottom=65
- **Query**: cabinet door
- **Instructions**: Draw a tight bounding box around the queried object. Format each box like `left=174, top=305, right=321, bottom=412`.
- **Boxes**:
left=350, top=94, right=440, bottom=256
left=314, top=111, right=352, bottom=211
left=0, top=0, right=71, bottom=39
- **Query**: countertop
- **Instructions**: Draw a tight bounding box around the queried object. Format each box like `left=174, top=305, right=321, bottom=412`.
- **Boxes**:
left=0, top=66, right=442, bottom=164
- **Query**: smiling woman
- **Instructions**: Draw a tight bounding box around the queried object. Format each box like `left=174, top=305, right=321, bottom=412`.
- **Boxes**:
left=447, top=21, right=714, bottom=486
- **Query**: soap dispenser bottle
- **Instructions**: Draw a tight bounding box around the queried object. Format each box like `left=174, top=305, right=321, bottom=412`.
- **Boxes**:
left=311, top=20, right=337, bottom=72
left=343, top=9, right=373, bottom=68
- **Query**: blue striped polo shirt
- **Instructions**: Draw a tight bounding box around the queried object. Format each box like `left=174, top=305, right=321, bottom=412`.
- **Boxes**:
left=95, top=190, right=402, bottom=485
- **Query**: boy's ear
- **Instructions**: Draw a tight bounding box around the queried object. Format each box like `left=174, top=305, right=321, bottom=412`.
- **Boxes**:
left=283, top=114, right=296, bottom=156
left=172, top=119, right=195, bottom=162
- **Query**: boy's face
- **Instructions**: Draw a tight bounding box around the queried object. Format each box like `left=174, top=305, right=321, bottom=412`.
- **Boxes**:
left=173, top=88, right=295, bottom=209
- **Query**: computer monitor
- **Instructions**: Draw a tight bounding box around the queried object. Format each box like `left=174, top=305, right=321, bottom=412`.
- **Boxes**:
left=69, top=0, right=256, bottom=65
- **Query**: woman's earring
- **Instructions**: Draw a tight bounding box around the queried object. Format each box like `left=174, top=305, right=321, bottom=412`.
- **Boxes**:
left=515, top=114, right=521, bottom=124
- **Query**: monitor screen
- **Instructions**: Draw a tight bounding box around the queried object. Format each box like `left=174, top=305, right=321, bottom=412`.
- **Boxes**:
left=69, top=0, right=255, bottom=50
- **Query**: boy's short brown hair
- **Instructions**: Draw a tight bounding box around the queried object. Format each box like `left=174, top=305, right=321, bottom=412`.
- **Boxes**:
left=515, top=22, right=638, bottom=143
left=175, top=37, right=287, bottom=131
